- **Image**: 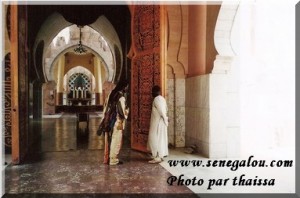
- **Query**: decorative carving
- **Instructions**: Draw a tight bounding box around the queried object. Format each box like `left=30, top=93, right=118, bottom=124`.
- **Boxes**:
left=131, top=5, right=162, bottom=151
left=133, top=5, right=160, bottom=52
left=4, top=53, right=12, bottom=151
left=132, top=54, right=161, bottom=135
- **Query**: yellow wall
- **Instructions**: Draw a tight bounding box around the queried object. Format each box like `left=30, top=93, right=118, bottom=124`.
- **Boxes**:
left=64, top=52, right=95, bottom=75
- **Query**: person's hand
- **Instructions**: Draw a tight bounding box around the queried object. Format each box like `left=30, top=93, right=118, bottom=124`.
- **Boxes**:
left=164, top=118, right=169, bottom=126
left=165, top=121, right=169, bottom=127
left=125, top=108, right=129, bottom=116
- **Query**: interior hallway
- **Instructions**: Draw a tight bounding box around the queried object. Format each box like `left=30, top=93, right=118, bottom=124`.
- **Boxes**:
left=4, top=113, right=295, bottom=196
left=4, top=114, right=197, bottom=196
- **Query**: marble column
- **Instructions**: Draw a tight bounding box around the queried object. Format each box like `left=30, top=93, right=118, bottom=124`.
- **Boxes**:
left=188, top=5, right=207, bottom=75
left=186, top=56, right=240, bottom=158
left=94, top=57, right=102, bottom=105
left=174, top=77, right=186, bottom=147
left=56, top=55, right=65, bottom=105
left=167, top=75, right=186, bottom=148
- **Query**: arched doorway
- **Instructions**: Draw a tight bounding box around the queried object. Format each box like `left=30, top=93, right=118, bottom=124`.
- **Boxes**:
left=8, top=4, right=168, bottom=164
left=8, top=4, right=132, bottom=164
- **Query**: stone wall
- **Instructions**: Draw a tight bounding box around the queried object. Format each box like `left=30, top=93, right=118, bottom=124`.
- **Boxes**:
left=186, top=75, right=210, bottom=156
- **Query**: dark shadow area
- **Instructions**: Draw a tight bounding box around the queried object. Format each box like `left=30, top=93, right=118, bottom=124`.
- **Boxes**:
left=76, top=122, right=89, bottom=150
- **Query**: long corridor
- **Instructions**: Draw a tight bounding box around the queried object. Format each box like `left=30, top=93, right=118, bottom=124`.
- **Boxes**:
left=4, top=113, right=196, bottom=197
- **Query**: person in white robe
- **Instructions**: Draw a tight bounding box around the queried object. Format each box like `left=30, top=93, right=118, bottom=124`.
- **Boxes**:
left=147, top=85, right=169, bottom=164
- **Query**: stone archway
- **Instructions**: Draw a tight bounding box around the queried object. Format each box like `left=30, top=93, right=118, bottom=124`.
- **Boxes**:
left=33, top=13, right=124, bottom=85
left=44, top=24, right=114, bottom=83
left=7, top=4, right=131, bottom=165
left=207, top=2, right=240, bottom=158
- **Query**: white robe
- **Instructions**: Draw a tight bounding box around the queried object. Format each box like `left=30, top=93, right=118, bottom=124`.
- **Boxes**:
left=147, top=95, right=169, bottom=158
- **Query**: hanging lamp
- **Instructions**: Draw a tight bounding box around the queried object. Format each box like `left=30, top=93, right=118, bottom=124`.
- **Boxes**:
left=74, top=26, right=87, bottom=55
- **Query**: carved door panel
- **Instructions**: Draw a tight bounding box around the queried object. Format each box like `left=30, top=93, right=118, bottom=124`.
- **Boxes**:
left=131, top=5, right=166, bottom=152
left=4, top=53, right=12, bottom=154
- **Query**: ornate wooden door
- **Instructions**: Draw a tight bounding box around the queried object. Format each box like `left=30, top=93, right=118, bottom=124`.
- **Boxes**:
left=131, top=5, right=166, bottom=152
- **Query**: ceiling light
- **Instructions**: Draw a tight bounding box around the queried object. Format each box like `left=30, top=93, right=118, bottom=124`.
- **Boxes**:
left=74, top=26, right=87, bottom=55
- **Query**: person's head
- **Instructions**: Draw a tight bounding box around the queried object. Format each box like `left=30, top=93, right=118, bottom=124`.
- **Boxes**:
left=152, top=85, right=161, bottom=98
left=110, top=80, right=129, bottom=101
left=119, top=82, right=129, bottom=95
left=114, top=79, right=129, bottom=93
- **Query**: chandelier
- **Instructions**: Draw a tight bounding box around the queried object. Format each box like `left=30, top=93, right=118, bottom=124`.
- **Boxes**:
left=74, top=26, right=87, bottom=55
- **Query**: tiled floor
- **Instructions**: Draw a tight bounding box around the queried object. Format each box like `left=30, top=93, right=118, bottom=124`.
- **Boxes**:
left=4, top=113, right=295, bottom=196
left=4, top=113, right=197, bottom=197
left=5, top=149, right=196, bottom=195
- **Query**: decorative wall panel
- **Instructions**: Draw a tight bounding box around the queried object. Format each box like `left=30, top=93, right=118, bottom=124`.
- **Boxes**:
left=4, top=53, right=12, bottom=153
left=131, top=5, right=163, bottom=152
left=133, top=5, right=160, bottom=52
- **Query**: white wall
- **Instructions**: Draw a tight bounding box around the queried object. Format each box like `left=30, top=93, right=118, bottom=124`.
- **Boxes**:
left=237, top=1, right=295, bottom=157
left=186, top=75, right=210, bottom=157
